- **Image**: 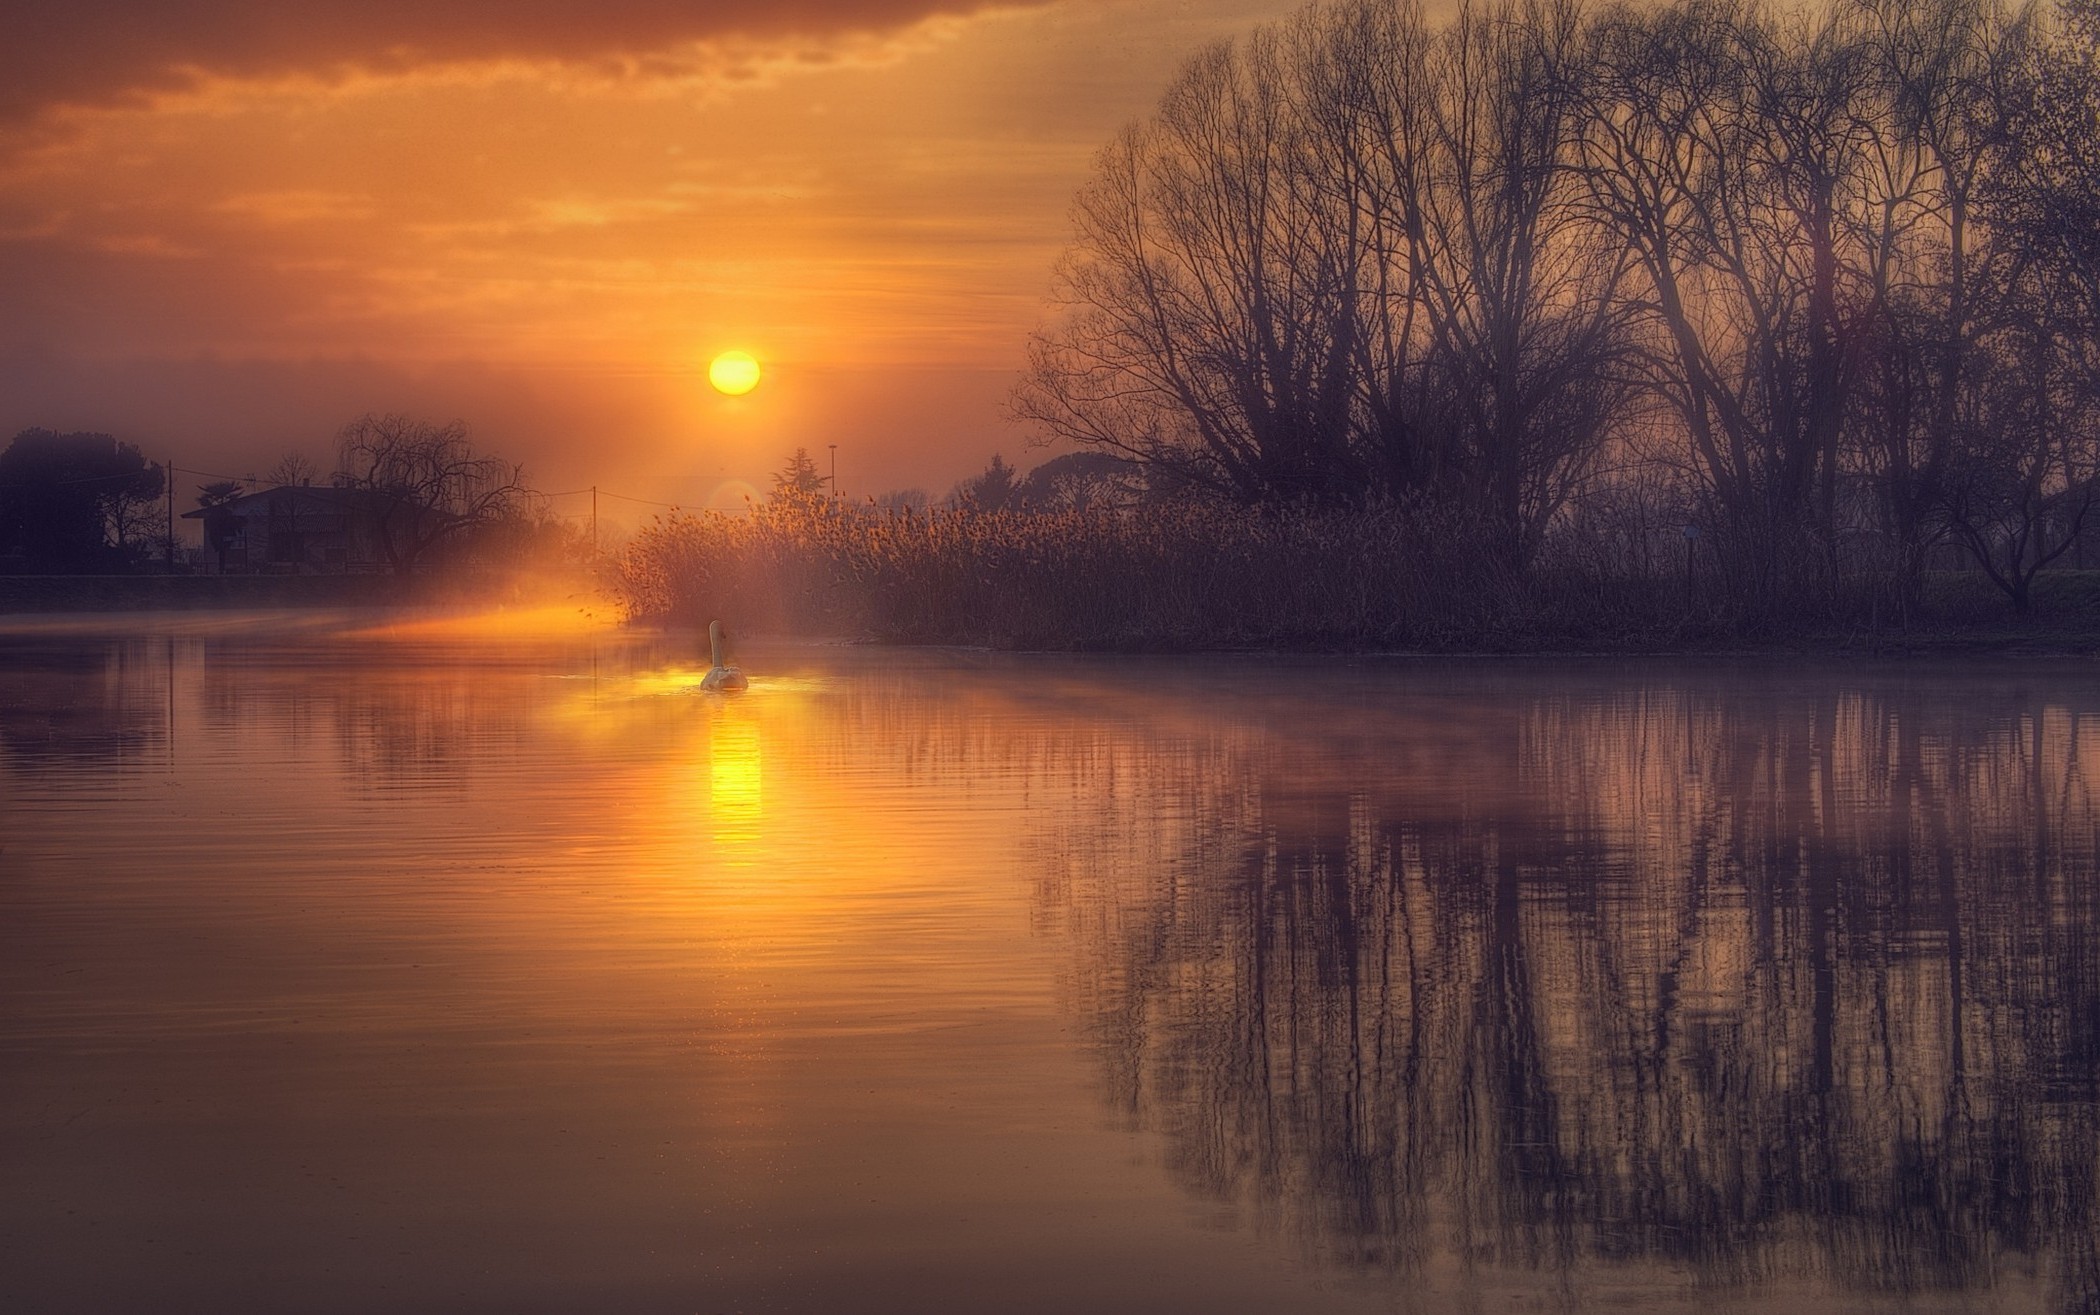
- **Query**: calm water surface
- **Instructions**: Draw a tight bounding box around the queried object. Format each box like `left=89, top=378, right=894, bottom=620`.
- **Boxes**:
left=2, top=613, right=2096, bottom=1313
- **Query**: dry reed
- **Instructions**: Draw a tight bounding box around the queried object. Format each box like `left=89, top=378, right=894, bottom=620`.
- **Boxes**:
left=613, top=499, right=1712, bottom=650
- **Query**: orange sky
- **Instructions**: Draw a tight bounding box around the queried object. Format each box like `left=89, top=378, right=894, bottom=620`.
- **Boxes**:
left=0, top=0, right=1297, bottom=529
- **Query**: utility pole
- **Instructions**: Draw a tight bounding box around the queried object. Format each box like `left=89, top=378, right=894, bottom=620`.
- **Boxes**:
left=829, top=444, right=838, bottom=501
left=591, top=486, right=599, bottom=558
left=165, top=459, right=175, bottom=572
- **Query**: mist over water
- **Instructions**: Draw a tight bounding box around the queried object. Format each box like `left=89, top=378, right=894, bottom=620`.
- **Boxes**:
left=1, top=620, right=2094, bottom=1313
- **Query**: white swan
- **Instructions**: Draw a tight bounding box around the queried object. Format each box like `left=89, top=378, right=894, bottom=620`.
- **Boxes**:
left=700, top=619, right=748, bottom=692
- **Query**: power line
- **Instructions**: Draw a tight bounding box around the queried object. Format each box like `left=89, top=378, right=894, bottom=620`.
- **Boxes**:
left=598, top=489, right=690, bottom=509
left=540, top=487, right=689, bottom=509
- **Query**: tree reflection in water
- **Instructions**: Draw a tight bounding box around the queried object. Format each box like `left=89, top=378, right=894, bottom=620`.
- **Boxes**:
left=0, top=638, right=171, bottom=766
left=1039, top=669, right=2100, bottom=1310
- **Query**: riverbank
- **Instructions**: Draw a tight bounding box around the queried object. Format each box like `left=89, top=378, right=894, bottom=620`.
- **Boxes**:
left=0, top=571, right=609, bottom=616
left=0, top=574, right=405, bottom=612
left=6, top=569, right=2092, bottom=658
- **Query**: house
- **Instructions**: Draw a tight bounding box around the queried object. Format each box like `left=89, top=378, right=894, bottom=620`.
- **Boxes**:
left=182, top=484, right=385, bottom=573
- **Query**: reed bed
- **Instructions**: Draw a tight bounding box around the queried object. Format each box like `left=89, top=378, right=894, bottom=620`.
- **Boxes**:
left=613, top=499, right=1716, bottom=651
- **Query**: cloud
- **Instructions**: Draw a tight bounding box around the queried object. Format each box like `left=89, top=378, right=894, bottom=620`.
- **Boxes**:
left=0, top=0, right=1039, bottom=122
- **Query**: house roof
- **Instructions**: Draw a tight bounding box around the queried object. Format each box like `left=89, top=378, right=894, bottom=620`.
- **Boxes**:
left=181, top=484, right=379, bottom=519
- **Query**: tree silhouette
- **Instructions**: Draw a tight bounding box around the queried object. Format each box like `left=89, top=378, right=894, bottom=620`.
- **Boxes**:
left=331, top=414, right=526, bottom=575
left=1018, top=0, right=2100, bottom=613
left=770, top=447, right=827, bottom=509
left=1016, top=0, right=1633, bottom=562
left=952, top=454, right=1020, bottom=511
left=0, top=428, right=165, bottom=572
left=1015, top=451, right=1140, bottom=511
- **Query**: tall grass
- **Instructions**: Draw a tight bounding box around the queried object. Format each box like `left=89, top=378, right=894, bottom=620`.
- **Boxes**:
left=613, top=499, right=1734, bottom=650
left=615, top=496, right=2100, bottom=651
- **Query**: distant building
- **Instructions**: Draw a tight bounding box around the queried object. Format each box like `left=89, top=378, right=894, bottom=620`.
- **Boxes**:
left=181, top=484, right=385, bottom=573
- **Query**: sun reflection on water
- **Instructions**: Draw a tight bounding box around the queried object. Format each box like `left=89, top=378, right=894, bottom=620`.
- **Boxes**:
left=707, top=715, right=763, bottom=852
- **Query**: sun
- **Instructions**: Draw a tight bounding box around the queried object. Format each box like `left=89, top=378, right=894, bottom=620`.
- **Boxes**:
left=708, top=350, right=762, bottom=396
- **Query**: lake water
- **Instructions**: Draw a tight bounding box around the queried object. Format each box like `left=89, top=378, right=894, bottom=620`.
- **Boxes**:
left=3, top=612, right=2096, bottom=1314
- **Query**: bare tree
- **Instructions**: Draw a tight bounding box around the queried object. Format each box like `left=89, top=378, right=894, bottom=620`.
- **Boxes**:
left=1995, top=0, right=2100, bottom=362
left=332, top=414, right=527, bottom=575
left=1936, top=296, right=2100, bottom=609
left=1019, top=0, right=2100, bottom=612
left=1575, top=0, right=1889, bottom=611
left=1014, top=17, right=1373, bottom=507
left=1841, top=0, right=2100, bottom=609
left=265, top=453, right=319, bottom=488
left=1835, top=0, right=2035, bottom=607
left=1402, top=0, right=1635, bottom=565
left=1017, top=0, right=1632, bottom=568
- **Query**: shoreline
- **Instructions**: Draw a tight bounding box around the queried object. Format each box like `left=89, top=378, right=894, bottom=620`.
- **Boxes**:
left=2, top=576, right=2092, bottom=660
left=6, top=599, right=2077, bottom=653
left=0, top=573, right=429, bottom=612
